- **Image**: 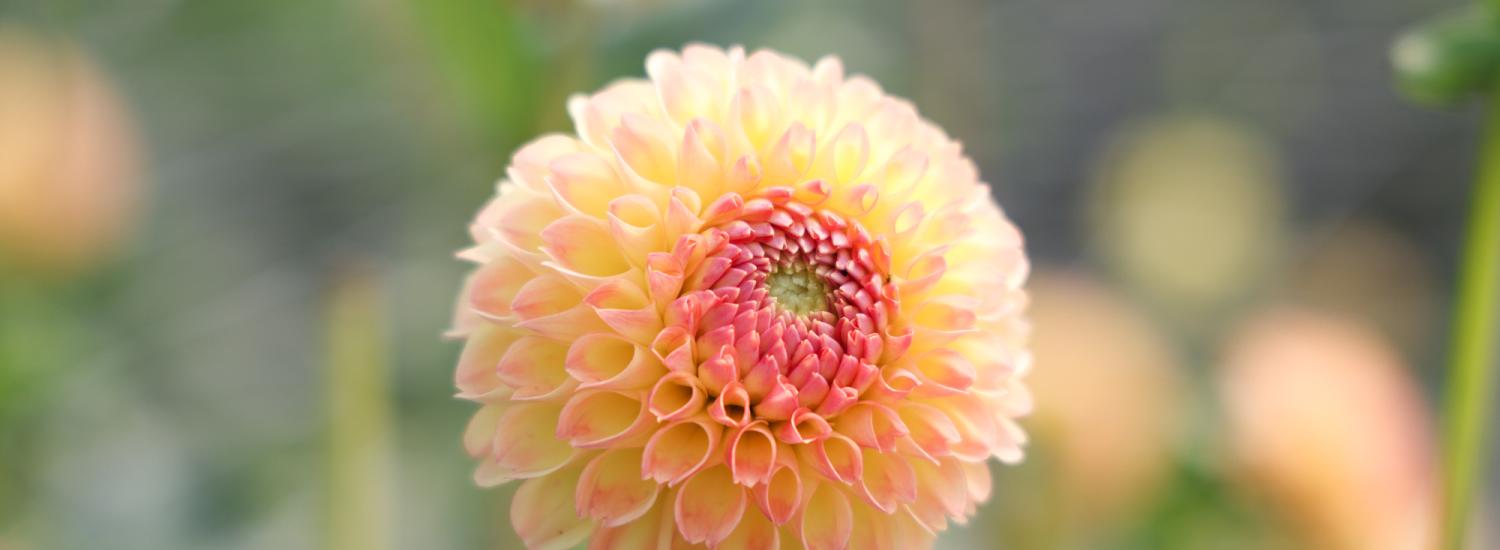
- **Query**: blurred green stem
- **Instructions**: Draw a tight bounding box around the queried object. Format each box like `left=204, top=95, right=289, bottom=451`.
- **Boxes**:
left=324, top=268, right=393, bottom=550
left=1442, top=86, right=1500, bottom=549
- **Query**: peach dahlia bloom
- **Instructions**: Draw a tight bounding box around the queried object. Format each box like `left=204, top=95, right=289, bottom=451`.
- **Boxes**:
left=451, top=44, right=1031, bottom=549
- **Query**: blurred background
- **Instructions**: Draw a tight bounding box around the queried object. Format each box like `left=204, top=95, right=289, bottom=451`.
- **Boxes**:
left=0, top=0, right=1491, bottom=548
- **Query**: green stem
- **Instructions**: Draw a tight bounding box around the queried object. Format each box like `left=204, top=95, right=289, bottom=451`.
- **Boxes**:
left=1442, top=87, right=1500, bottom=550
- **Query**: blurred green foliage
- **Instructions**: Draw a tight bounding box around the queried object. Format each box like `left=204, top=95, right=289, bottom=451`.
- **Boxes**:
left=0, top=0, right=1479, bottom=549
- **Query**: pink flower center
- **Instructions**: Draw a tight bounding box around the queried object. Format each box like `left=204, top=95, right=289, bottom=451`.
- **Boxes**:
left=671, top=197, right=909, bottom=430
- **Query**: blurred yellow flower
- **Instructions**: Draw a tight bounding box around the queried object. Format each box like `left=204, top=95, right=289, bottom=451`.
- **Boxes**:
left=1089, top=115, right=1284, bottom=323
left=0, top=28, right=142, bottom=277
left=451, top=44, right=1032, bottom=548
left=1219, top=308, right=1436, bottom=550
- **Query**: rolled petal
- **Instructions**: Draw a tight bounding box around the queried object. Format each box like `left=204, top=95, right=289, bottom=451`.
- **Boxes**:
left=725, top=421, right=777, bottom=486
left=773, top=408, right=832, bottom=444
left=753, top=452, right=805, bottom=525
left=585, top=278, right=664, bottom=346
left=648, top=371, right=708, bottom=422
left=607, top=194, right=666, bottom=266
left=557, top=390, right=654, bottom=448
left=800, top=433, right=863, bottom=485
left=643, top=417, right=722, bottom=485
left=566, top=333, right=665, bottom=391
left=708, top=380, right=753, bottom=428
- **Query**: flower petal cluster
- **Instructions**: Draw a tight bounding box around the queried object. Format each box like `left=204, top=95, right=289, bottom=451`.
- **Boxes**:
left=453, top=44, right=1031, bottom=549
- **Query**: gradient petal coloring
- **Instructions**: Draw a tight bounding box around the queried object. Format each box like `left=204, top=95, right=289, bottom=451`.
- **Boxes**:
left=453, top=44, right=1031, bottom=549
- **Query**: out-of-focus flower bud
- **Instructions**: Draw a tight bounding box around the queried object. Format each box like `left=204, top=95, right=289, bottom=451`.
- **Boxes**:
left=1392, top=6, right=1500, bottom=107
left=1219, top=308, right=1436, bottom=550
left=1026, top=270, right=1185, bottom=527
left=0, top=28, right=142, bottom=277
left=1088, top=115, right=1285, bottom=325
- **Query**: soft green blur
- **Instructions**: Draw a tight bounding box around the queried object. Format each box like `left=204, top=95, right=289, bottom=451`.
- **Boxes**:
left=0, top=0, right=1482, bottom=549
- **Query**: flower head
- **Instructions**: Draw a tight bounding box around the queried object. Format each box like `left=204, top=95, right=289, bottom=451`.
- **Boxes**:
left=452, top=44, right=1031, bottom=549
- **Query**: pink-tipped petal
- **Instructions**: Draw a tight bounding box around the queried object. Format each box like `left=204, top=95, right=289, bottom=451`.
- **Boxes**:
left=773, top=408, right=832, bottom=444
left=589, top=498, right=669, bottom=550
left=856, top=450, right=918, bottom=514
left=648, top=371, right=707, bottom=422
left=753, top=453, right=805, bottom=525
left=557, top=390, right=654, bottom=448
left=466, top=256, right=534, bottom=320
left=800, top=433, right=863, bottom=485
left=716, top=506, right=780, bottom=550
left=726, top=421, right=778, bottom=486
left=675, top=465, right=747, bottom=546
left=454, top=325, right=519, bottom=401
left=566, top=333, right=664, bottom=391
left=643, top=417, right=722, bottom=486
left=708, top=380, right=753, bottom=428
left=477, top=402, right=576, bottom=486
left=577, top=449, right=661, bottom=527
left=496, top=336, right=575, bottom=401
left=542, top=215, right=631, bottom=278
left=546, top=151, right=626, bottom=217
left=835, top=402, right=908, bottom=452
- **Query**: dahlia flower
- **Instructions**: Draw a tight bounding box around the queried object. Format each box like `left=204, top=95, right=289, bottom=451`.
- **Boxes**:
left=451, top=44, right=1031, bottom=549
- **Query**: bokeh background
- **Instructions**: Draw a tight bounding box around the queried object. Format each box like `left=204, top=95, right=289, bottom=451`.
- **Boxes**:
left=0, top=0, right=1492, bottom=548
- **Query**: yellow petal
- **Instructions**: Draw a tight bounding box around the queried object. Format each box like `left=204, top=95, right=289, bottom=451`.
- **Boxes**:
left=566, top=333, right=663, bottom=391
left=511, top=466, right=593, bottom=550
left=576, top=448, right=660, bottom=527
left=799, top=483, right=853, bottom=550
left=476, top=402, right=576, bottom=486
left=495, top=335, right=574, bottom=401
left=674, top=465, right=746, bottom=546
left=546, top=151, right=625, bottom=217
left=557, top=390, right=654, bottom=448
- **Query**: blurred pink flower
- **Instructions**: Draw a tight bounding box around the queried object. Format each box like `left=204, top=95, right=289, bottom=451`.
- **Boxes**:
left=1219, top=308, right=1436, bottom=550
left=451, top=44, right=1032, bottom=549
left=0, top=28, right=142, bottom=276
